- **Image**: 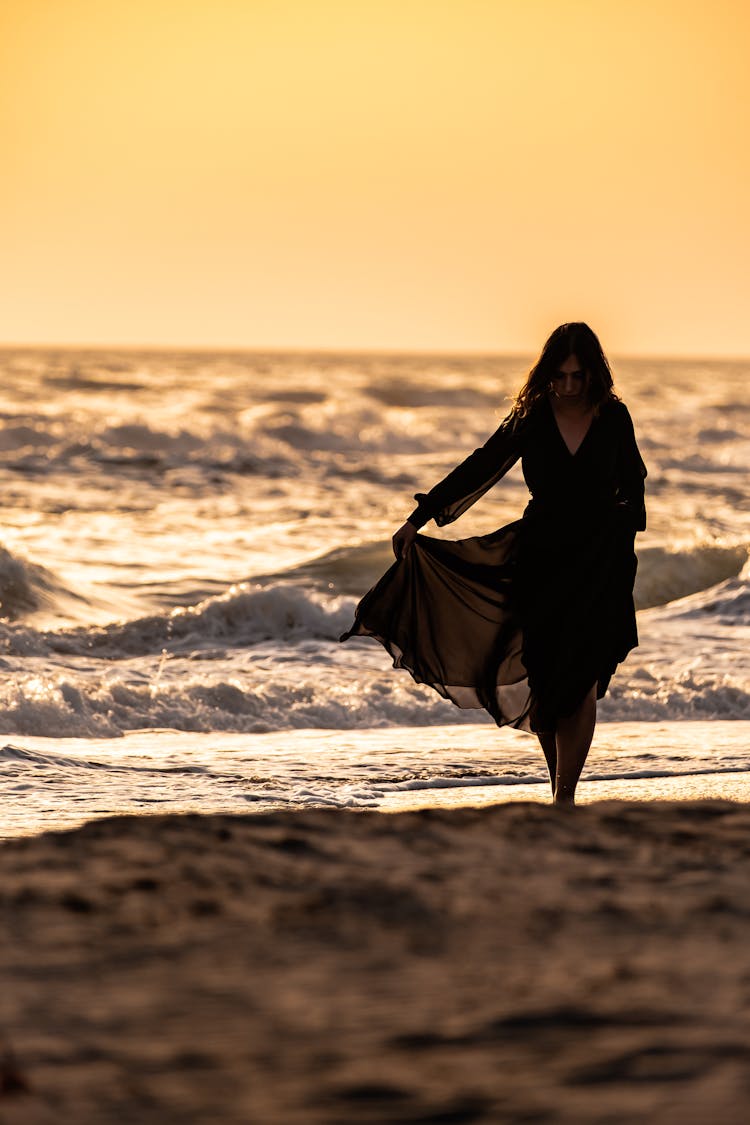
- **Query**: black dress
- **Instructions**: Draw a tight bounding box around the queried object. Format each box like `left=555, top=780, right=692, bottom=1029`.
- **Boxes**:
left=340, top=396, right=647, bottom=734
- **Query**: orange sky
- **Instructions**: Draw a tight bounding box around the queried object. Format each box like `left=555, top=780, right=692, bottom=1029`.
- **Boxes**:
left=1, top=0, right=748, bottom=356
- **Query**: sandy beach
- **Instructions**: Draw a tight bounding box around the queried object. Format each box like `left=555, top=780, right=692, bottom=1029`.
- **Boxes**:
left=2, top=800, right=750, bottom=1123
left=3, top=0, right=749, bottom=1117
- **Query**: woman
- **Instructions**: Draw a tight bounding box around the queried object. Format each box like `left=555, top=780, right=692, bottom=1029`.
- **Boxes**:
left=340, top=323, right=646, bottom=806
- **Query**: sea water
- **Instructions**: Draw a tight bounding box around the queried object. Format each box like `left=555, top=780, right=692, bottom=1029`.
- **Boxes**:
left=0, top=348, right=748, bottom=835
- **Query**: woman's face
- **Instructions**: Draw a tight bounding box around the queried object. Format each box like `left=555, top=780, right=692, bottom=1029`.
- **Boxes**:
left=549, top=354, right=588, bottom=402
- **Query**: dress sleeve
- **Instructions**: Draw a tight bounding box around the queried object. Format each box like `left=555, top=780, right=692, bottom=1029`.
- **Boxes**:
left=407, top=411, right=525, bottom=529
left=614, top=403, right=647, bottom=532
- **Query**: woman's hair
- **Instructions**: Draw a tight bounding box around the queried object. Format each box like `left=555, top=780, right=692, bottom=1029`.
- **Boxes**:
left=511, top=322, right=618, bottom=418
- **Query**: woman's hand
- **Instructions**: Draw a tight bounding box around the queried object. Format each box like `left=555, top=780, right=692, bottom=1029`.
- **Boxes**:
left=392, top=521, right=418, bottom=560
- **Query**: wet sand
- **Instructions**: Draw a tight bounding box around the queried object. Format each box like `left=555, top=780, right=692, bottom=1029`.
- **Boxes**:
left=2, top=801, right=750, bottom=1123
left=378, top=768, right=750, bottom=812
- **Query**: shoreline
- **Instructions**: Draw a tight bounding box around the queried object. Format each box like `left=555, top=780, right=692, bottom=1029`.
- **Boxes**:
left=2, top=800, right=750, bottom=1122
left=3, top=720, right=750, bottom=839
left=3, top=767, right=750, bottom=840
left=377, top=768, right=750, bottom=812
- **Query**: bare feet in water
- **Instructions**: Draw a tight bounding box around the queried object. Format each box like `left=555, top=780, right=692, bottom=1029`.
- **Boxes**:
left=553, top=794, right=576, bottom=808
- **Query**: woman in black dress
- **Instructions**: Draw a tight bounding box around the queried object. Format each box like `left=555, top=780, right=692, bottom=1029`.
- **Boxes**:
left=341, top=323, right=647, bottom=806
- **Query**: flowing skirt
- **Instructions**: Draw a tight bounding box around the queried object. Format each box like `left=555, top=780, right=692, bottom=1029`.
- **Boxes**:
left=340, top=508, right=639, bottom=733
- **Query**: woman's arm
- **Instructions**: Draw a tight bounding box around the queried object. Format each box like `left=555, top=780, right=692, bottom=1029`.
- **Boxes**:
left=615, top=403, right=647, bottom=532
left=406, top=411, right=525, bottom=530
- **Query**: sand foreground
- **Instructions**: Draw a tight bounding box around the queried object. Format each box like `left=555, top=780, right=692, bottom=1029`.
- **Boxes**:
left=2, top=801, right=750, bottom=1123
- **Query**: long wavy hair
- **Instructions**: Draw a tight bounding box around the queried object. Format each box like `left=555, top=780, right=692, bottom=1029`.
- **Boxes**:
left=512, top=322, right=618, bottom=419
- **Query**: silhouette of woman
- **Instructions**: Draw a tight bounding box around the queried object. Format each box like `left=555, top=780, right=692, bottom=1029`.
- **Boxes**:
left=340, top=323, right=647, bottom=806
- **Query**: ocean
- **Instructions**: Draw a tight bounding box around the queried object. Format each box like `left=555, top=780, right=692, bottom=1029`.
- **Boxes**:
left=0, top=347, right=748, bottom=835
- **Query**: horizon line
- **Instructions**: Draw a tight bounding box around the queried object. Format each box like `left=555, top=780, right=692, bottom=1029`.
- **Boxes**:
left=0, top=340, right=747, bottom=364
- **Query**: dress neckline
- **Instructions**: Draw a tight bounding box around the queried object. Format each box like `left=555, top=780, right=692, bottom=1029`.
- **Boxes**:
left=547, top=396, right=596, bottom=458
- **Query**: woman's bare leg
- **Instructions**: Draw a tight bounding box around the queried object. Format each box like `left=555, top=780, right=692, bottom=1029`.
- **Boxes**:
left=554, top=684, right=597, bottom=806
left=536, top=731, right=557, bottom=795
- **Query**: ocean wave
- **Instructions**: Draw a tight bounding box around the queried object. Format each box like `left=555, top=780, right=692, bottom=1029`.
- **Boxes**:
left=0, top=666, right=476, bottom=737
left=0, top=743, right=211, bottom=774
left=0, top=424, right=59, bottom=453
left=265, top=537, right=749, bottom=609
left=374, top=762, right=750, bottom=793
left=11, top=544, right=746, bottom=658
left=1, top=535, right=747, bottom=663
left=0, top=655, right=749, bottom=738
left=635, top=542, right=748, bottom=609
left=0, top=545, right=80, bottom=621
left=658, top=453, right=749, bottom=474
left=639, top=553, right=750, bottom=623
left=695, top=582, right=750, bottom=624
left=0, top=416, right=303, bottom=474
left=268, top=542, right=395, bottom=596
left=602, top=670, right=750, bottom=721
left=366, top=381, right=500, bottom=409
left=30, top=582, right=358, bottom=658
left=0, top=407, right=463, bottom=475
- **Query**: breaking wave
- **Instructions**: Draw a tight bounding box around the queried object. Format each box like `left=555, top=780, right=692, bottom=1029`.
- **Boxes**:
left=0, top=546, right=81, bottom=621
left=0, top=654, right=749, bottom=738
left=0, top=581, right=356, bottom=658
left=270, top=537, right=749, bottom=609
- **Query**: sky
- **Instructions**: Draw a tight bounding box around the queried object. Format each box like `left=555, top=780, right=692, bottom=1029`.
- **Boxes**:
left=1, top=0, right=749, bottom=356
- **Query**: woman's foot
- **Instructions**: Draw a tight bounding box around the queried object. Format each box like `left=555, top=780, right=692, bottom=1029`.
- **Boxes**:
left=553, top=793, right=576, bottom=808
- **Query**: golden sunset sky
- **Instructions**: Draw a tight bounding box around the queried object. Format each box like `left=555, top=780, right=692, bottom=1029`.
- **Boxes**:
left=2, top=0, right=748, bottom=355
